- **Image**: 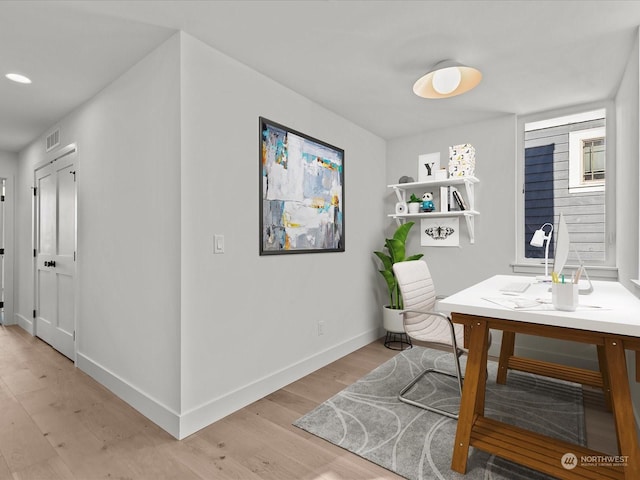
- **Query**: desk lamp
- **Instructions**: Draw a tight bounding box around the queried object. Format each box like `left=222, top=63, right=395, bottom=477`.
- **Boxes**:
left=530, top=223, right=553, bottom=281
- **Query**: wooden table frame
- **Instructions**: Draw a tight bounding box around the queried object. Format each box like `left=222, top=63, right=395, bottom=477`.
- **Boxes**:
left=497, top=331, right=613, bottom=410
left=451, top=312, right=640, bottom=480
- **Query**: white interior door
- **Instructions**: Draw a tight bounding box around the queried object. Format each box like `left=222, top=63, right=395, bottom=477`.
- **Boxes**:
left=34, top=148, right=76, bottom=359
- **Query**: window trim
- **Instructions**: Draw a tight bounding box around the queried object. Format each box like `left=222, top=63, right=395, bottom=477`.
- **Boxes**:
left=515, top=101, right=616, bottom=272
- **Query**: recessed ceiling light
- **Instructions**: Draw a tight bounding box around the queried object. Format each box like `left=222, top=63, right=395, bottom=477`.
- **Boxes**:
left=5, top=73, right=32, bottom=84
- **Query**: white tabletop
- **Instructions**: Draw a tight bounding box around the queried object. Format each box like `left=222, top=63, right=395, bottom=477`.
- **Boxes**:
left=439, top=275, right=640, bottom=337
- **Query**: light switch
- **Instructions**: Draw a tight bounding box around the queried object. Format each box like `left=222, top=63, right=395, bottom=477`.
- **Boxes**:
left=214, top=234, right=224, bottom=254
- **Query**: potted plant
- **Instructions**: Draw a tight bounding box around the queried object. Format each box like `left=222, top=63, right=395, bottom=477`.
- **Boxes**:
left=408, top=193, right=422, bottom=213
left=374, top=222, right=423, bottom=335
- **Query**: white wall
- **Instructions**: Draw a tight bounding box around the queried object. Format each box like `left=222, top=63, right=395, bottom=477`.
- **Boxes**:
left=386, top=116, right=518, bottom=359
left=14, top=31, right=387, bottom=440
left=616, top=31, right=640, bottom=291
left=178, top=33, right=386, bottom=438
left=17, top=35, right=182, bottom=433
left=387, top=115, right=516, bottom=296
left=0, top=151, right=18, bottom=326
left=615, top=28, right=640, bottom=419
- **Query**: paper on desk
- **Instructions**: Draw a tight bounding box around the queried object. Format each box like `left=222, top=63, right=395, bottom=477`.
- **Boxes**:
left=483, top=297, right=550, bottom=310
left=483, top=297, right=605, bottom=311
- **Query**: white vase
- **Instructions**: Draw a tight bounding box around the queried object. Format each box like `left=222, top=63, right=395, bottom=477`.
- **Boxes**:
left=382, top=306, right=405, bottom=333
left=408, top=203, right=420, bottom=214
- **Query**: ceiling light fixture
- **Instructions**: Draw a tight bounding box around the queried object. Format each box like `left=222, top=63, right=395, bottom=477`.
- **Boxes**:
left=413, top=60, right=481, bottom=99
left=5, top=73, right=32, bottom=84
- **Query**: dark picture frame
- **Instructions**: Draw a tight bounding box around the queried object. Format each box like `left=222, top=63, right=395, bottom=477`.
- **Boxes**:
left=259, top=117, right=345, bottom=255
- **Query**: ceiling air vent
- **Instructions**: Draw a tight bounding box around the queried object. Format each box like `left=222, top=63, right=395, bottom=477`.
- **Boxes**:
left=45, top=129, right=60, bottom=152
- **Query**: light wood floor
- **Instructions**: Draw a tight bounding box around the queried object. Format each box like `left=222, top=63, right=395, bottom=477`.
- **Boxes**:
left=0, top=325, right=616, bottom=479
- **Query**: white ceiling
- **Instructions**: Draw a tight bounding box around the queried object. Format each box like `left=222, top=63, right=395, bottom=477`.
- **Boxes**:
left=2, top=0, right=640, bottom=153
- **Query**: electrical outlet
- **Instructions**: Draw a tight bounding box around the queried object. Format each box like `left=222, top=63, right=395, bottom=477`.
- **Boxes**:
left=318, top=320, right=325, bottom=336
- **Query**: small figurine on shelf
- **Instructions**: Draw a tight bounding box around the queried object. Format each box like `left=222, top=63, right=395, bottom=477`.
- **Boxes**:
left=421, top=192, right=435, bottom=212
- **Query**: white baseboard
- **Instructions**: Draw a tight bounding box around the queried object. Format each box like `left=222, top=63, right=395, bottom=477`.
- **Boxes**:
left=75, top=327, right=382, bottom=440
left=76, top=351, right=181, bottom=438
left=178, top=327, right=383, bottom=439
left=15, top=313, right=33, bottom=334
left=13, top=323, right=640, bottom=440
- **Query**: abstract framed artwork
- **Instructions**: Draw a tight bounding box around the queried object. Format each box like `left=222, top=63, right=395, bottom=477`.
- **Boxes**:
left=259, top=117, right=345, bottom=255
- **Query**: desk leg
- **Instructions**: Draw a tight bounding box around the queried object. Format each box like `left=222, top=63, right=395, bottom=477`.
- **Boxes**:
left=451, top=317, right=489, bottom=474
left=497, top=331, right=515, bottom=385
left=604, top=338, right=640, bottom=478
left=596, top=344, right=612, bottom=411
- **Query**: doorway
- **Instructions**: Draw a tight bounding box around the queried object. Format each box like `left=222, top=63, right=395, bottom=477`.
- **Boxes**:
left=33, top=145, right=77, bottom=359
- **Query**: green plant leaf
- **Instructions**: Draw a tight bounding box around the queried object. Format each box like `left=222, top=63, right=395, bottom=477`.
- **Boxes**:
left=378, top=269, right=397, bottom=307
left=379, top=269, right=396, bottom=290
left=373, top=251, right=392, bottom=271
left=386, top=238, right=405, bottom=264
left=372, top=221, right=420, bottom=310
left=392, top=221, right=415, bottom=245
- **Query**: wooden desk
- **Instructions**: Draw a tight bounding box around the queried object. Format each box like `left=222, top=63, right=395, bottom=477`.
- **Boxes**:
left=439, top=275, right=640, bottom=479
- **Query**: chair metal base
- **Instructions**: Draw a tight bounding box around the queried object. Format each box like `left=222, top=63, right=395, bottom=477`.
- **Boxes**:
left=384, top=331, right=412, bottom=350
left=398, top=367, right=461, bottom=419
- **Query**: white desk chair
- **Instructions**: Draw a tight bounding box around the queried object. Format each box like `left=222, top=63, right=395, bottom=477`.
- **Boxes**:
left=393, top=260, right=470, bottom=419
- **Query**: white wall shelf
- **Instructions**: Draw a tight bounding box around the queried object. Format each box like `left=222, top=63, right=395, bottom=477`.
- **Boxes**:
left=387, top=176, right=479, bottom=191
left=387, top=210, right=480, bottom=219
left=387, top=175, right=479, bottom=243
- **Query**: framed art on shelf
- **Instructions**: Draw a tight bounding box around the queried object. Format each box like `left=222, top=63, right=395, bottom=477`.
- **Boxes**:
left=420, top=217, right=460, bottom=247
left=418, top=152, right=440, bottom=182
left=259, top=117, right=345, bottom=255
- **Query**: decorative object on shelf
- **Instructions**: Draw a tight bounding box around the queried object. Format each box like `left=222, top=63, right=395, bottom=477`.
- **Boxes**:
left=448, top=143, right=476, bottom=177
left=421, top=217, right=460, bottom=247
left=435, top=168, right=448, bottom=181
left=374, top=222, right=423, bottom=349
left=418, top=152, right=440, bottom=181
left=259, top=117, right=344, bottom=255
left=439, top=186, right=449, bottom=212
left=398, top=175, right=414, bottom=183
left=421, top=192, right=435, bottom=212
left=451, top=188, right=468, bottom=210
left=386, top=175, right=478, bottom=243
left=408, top=193, right=422, bottom=213
left=395, top=202, right=408, bottom=214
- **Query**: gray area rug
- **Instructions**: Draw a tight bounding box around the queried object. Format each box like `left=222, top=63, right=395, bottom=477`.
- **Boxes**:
left=294, top=346, right=586, bottom=480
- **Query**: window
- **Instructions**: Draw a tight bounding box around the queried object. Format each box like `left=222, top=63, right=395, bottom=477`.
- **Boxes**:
left=583, top=139, right=605, bottom=181
left=568, top=126, right=605, bottom=193
left=516, top=105, right=615, bottom=273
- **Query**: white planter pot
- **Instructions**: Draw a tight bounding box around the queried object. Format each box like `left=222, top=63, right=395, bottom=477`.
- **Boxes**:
left=382, top=306, right=405, bottom=333
left=408, top=202, right=421, bottom=214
